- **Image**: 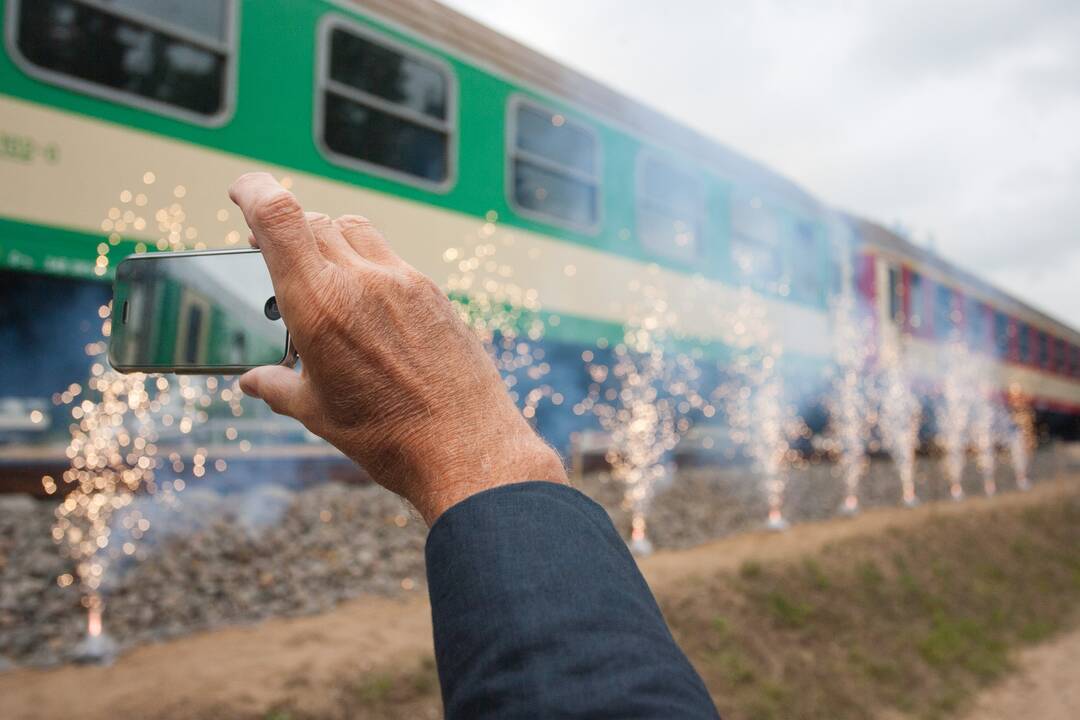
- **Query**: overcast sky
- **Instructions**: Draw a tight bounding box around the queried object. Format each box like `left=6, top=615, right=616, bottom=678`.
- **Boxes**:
left=442, top=0, right=1080, bottom=328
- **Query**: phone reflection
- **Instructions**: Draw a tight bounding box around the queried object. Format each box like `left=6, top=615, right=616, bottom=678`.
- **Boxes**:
left=109, top=250, right=289, bottom=371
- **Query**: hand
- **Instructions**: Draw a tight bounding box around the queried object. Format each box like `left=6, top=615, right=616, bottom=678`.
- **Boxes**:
left=228, top=173, right=567, bottom=524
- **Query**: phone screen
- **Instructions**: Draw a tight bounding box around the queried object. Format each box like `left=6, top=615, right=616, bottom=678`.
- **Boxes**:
left=109, top=249, right=290, bottom=372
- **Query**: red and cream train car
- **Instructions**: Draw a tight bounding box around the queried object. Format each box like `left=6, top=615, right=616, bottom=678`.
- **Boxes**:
left=851, top=216, right=1080, bottom=440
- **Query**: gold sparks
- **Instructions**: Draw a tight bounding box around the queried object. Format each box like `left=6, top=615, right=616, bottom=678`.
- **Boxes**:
left=49, top=341, right=247, bottom=616
left=579, top=280, right=708, bottom=551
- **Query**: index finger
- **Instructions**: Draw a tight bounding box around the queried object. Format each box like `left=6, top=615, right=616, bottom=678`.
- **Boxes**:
left=228, top=172, right=326, bottom=291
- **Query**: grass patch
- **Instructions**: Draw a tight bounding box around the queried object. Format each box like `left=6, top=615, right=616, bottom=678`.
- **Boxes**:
left=740, top=560, right=764, bottom=580
left=802, top=558, right=831, bottom=590
left=764, top=591, right=813, bottom=629
left=258, top=656, right=441, bottom=720
left=352, top=675, right=394, bottom=704
left=668, top=492, right=1080, bottom=720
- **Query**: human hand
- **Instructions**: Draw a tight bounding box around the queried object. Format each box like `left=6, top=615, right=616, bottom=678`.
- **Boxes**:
left=228, top=173, right=567, bottom=524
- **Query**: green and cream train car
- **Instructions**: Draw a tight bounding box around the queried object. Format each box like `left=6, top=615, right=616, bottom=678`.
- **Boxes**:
left=3, top=0, right=1073, bottom=452
left=0, top=0, right=845, bottom=450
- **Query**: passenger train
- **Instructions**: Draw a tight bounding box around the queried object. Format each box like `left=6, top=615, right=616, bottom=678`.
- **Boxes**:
left=1, top=0, right=1077, bottom=464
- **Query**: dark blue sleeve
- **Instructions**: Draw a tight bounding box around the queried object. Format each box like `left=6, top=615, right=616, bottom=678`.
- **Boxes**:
left=425, top=481, right=720, bottom=719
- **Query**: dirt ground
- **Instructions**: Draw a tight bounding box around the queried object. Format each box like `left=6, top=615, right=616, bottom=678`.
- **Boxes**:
left=958, top=625, right=1080, bottom=720
left=1, top=477, right=1077, bottom=720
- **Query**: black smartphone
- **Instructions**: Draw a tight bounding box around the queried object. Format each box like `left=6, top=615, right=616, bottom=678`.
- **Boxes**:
left=108, top=248, right=297, bottom=374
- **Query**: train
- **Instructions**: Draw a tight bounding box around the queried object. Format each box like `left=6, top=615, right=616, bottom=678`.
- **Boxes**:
left=1, top=0, right=1077, bottom=470
left=853, top=217, right=1080, bottom=439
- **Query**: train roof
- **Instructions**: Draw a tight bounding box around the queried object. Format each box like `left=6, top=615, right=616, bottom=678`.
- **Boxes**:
left=348, top=0, right=823, bottom=214
left=848, top=215, right=1080, bottom=342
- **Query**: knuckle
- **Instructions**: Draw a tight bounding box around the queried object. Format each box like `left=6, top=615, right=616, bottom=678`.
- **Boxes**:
left=365, top=268, right=399, bottom=296
left=409, top=275, right=442, bottom=303
left=401, top=267, right=438, bottom=293
left=335, top=214, right=376, bottom=233
left=252, top=190, right=303, bottom=229
left=407, top=273, right=450, bottom=313
left=234, top=171, right=268, bottom=188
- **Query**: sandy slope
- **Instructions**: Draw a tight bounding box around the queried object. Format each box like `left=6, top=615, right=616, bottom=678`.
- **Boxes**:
left=959, top=625, right=1080, bottom=720
left=1, top=478, right=1076, bottom=720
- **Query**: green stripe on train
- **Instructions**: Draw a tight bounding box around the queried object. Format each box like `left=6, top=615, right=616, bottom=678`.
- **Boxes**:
left=0, top=215, right=140, bottom=279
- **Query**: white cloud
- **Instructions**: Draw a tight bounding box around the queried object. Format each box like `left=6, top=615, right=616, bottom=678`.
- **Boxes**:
left=442, top=0, right=1080, bottom=328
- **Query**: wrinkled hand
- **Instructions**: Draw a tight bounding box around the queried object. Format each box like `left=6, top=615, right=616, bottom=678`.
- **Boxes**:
left=229, top=173, right=567, bottom=524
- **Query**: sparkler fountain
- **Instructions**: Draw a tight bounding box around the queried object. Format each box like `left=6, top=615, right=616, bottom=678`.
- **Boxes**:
left=825, top=282, right=875, bottom=515
left=1007, top=388, right=1035, bottom=491
left=934, top=340, right=977, bottom=500
left=970, top=380, right=1000, bottom=497
left=52, top=313, right=246, bottom=663
left=715, top=288, right=803, bottom=531
left=47, top=173, right=248, bottom=662
left=875, top=327, right=922, bottom=506
left=1008, top=425, right=1031, bottom=491
left=578, top=279, right=705, bottom=555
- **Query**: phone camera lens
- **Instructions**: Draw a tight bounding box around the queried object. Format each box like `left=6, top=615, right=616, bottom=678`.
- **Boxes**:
left=264, top=296, right=281, bottom=321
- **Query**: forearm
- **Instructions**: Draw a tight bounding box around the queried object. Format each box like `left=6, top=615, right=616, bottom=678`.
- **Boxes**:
left=425, top=482, right=720, bottom=719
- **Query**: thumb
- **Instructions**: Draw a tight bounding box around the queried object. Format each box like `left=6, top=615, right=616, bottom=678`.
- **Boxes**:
left=240, top=365, right=308, bottom=420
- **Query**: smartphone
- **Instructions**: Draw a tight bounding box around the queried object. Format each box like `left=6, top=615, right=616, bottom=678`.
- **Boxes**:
left=109, top=248, right=297, bottom=374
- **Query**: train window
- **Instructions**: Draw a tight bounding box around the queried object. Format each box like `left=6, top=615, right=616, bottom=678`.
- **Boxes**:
left=730, top=195, right=783, bottom=284
left=634, top=153, right=704, bottom=262
left=966, top=297, right=985, bottom=349
left=789, top=221, right=822, bottom=301
left=1037, top=331, right=1049, bottom=368
left=934, top=284, right=953, bottom=339
left=829, top=255, right=844, bottom=299
left=1019, top=323, right=1031, bottom=362
left=507, top=98, right=600, bottom=230
left=10, top=0, right=236, bottom=123
left=994, top=311, right=1010, bottom=357
left=887, top=267, right=903, bottom=323
left=1056, top=338, right=1067, bottom=373
left=909, top=273, right=924, bottom=329
left=1073, top=345, right=1080, bottom=377
left=317, top=18, right=456, bottom=188
left=183, top=305, right=204, bottom=365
